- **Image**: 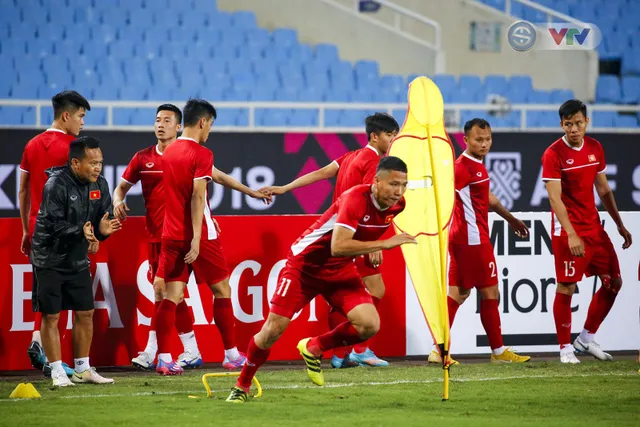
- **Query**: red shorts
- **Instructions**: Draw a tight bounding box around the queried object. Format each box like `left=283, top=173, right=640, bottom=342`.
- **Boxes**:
left=270, top=263, right=373, bottom=319
left=355, top=255, right=380, bottom=278
left=552, top=230, right=620, bottom=283
left=157, top=238, right=229, bottom=284
left=448, top=242, right=498, bottom=289
left=147, top=241, right=162, bottom=282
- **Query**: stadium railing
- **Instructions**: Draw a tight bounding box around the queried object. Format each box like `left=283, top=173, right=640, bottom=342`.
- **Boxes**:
left=0, top=99, right=638, bottom=133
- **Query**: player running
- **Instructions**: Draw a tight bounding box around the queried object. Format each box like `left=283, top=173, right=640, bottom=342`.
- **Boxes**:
left=19, top=90, right=91, bottom=377
left=114, top=104, right=271, bottom=371
left=261, top=112, right=399, bottom=368
left=226, top=156, right=416, bottom=403
left=542, top=100, right=632, bottom=364
left=430, top=119, right=530, bottom=364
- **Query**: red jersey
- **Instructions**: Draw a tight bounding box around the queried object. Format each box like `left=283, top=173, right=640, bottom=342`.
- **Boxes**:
left=161, top=137, right=217, bottom=242
left=542, top=136, right=606, bottom=237
left=450, top=152, right=491, bottom=246
left=332, top=145, right=380, bottom=202
left=121, top=145, right=165, bottom=242
left=19, top=128, right=75, bottom=233
left=289, top=184, right=405, bottom=272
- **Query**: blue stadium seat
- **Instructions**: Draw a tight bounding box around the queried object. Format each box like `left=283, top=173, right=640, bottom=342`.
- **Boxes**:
left=169, top=28, right=198, bottom=45
left=20, top=107, right=35, bottom=125
left=614, top=114, right=638, bottom=128
left=274, top=86, right=299, bottom=101
left=0, top=107, right=27, bottom=125
left=161, top=41, right=188, bottom=59
left=84, top=108, right=108, bottom=126
left=550, top=89, right=573, bottom=103
left=451, top=87, right=479, bottom=103
left=221, top=29, right=246, bottom=48
left=209, top=11, right=233, bottom=29
left=324, top=90, right=352, bottom=102
left=231, top=11, right=257, bottom=30
left=215, top=108, right=239, bottom=126
left=137, top=40, right=162, bottom=59
left=271, top=28, right=297, bottom=49
left=354, top=60, right=379, bottom=83
left=227, top=59, right=252, bottom=77
left=621, top=51, right=640, bottom=75
left=153, top=9, right=178, bottom=27
left=621, top=76, right=640, bottom=103
left=212, top=44, right=237, bottom=60
left=26, top=39, right=55, bottom=58
left=11, top=83, right=39, bottom=98
left=128, top=10, right=154, bottom=28
left=528, top=90, right=551, bottom=103
left=596, top=75, right=622, bottom=103
left=298, top=86, right=324, bottom=102
left=591, top=111, right=616, bottom=127
left=130, top=108, right=155, bottom=126
left=113, top=108, right=134, bottom=125
left=235, top=109, right=249, bottom=126
left=246, top=28, right=270, bottom=48
left=484, top=74, right=508, bottom=96
left=119, top=25, right=145, bottom=43
left=101, top=9, right=129, bottom=27
left=324, top=109, right=341, bottom=127
left=290, top=44, right=314, bottom=63
left=314, top=44, right=339, bottom=64
left=225, top=87, right=251, bottom=101
left=458, top=74, right=482, bottom=94
left=21, top=6, right=48, bottom=27
left=259, top=108, right=289, bottom=126
left=250, top=86, right=275, bottom=101
left=432, top=74, right=456, bottom=95
left=81, top=40, right=108, bottom=59
left=37, top=25, right=66, bottom=43
left=42, top=56, right=69, bottom=75
left=340, top=109, right=375, bottom=127
left=92, top=25, right=118, bottom=44
left=290, top=109, right=319, bottom=127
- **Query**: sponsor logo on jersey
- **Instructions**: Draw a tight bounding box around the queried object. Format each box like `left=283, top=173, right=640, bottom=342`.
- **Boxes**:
left=566, top=159, right=574, bottom=165
left=146, top=162, right=154, bottom=168
left=385, top=215, right=393, bottom=224
left=363, top=215, right=370, bottom=222
left=588, top=154, right=596, bottom=162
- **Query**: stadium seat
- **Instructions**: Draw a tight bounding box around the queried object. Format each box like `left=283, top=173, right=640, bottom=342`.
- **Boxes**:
left=259, top=108, right=289, bottom=126
left=591, top=111, right=616, bottom=127
left=596, top=75, right=622, bottom=103
left=84, top=108, right=108, bottom=126
left=621, top=76, right=640, bottom=103
left=271, top=28, right=297, bottom=49
left=614, top=114, right=638, bottom=128
left=0, top=106, right=27, bottom=125
left=290, top=109, right=319, bottom=127
left=231, top=11, right=257, bottom=30
left=484, top=74, right=508, bottom=96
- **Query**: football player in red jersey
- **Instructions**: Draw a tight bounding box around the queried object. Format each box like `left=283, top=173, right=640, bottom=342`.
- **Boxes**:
left=113, top=103, right=271, bottom=372
left=542, top=100, right=632, bottom=364
left=226, top=157, right=416, bottom=403
left=19, top=90, right=91, bottom=376
left=261, top=113, right=399, bottom=368
left=433, top=119, right=530, bottom=365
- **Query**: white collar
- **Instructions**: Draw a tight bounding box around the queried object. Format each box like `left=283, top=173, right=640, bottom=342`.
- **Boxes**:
left=462, top=151, right=483, bottom=163
left=365, top=144, right=380, bottom=156
left=46, top=128, right=66, bottom=134
left=370, top=186, right=389, bottom=211
left=178, top=137, right=198, bottom=143
left=562, top=135, right=584, bottom=151
left=155, top=144, right=164, bottom=156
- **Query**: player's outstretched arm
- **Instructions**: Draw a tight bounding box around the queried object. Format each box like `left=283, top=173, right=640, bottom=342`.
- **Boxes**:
left=331, top=225, right=416, bottom=257
left=545, top=180, right=584, bottom=257
left=260, top=162, right=339, bottom=196
left=211, top=167, right=272, bottom=204
left=595, top=173, right=632, bottom=249
left=18, top=171, right=31, bottom=255
left=113, top=180, right=133, bottom=220
left=489, top=192, right=529, bottom=238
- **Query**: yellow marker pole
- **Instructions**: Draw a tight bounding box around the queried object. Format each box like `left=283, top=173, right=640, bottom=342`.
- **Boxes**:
left=425, top=125, right=450, bottom=401
left=200, top=372, right=262, bottom=399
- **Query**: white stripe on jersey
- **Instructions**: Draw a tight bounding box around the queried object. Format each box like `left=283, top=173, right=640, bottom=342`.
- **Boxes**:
left=552, top=212, right=562, bottom=237
left=459, top=186, right=480, bottom=246
left=203, top=201, right=217, bottom=240
left=291, top=214, right=338, bottom=255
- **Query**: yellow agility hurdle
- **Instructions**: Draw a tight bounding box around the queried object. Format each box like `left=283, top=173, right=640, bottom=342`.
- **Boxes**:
left=201, top=372, right=262, bottom=398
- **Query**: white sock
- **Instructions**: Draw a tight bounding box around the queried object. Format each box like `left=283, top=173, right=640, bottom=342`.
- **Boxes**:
left=144, top=331, right=158, bottom=357
left=225, top=347, right=241, bottom=361
left=560, top=344, right=575, bottom=354
left=50, top=360, right=65, bottom=376
left=179, top=331, right=199, bottom=355
left=32, top=331, right=41, bottom=344
left=579, top=329, right=595, bottom=344
left=74, top=357, right=90, bottom=373
left=158, top=353, right=172, bottom=363
left=492, top=346, right=506, bottom=356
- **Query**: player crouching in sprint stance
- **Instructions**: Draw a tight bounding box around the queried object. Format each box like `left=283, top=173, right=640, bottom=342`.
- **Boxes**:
left=431, top=119, right=530, bottom=364
left=226, top=157, right=417, bottom=403
left=542, top=100, right=632, bottom=363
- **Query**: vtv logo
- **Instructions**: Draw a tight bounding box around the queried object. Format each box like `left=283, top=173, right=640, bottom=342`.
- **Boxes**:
left=548, top=27, right=590, bottom=46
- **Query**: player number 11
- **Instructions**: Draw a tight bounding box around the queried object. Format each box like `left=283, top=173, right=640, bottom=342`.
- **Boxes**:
left=276, top=277, right=292, bottom=297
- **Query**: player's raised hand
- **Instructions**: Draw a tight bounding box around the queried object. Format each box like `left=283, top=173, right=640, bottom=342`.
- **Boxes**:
left=509, top=218, right=529, bottom=238
left=383, top=232, right=417, bottom=249
left=369, top=250, right=383, bottom=268
left=259, top=185, right=286, bottom=196
left=568, top=233, right=585, bottom=257
left=250, top=189, right=273, bottom=205
left=99, top=212, right=122, bottom=236
left=83, top=221, right=95, bottom=240
left=617, top=225, right=632, bottom=249
left=184, top=238, right=200, bottom=264
left=20, top=232, right=31, bottom=256
left=113, top=201, right=129, bottom=221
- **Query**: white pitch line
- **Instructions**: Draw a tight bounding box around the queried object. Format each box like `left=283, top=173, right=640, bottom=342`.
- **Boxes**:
left=1, top=372, right=636, bottom=402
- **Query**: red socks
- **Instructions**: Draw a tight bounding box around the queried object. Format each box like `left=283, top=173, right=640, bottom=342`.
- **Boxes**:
left=156, top=300, right=177, bottom=354
left=553, top=293, right=572, bottom=348
left=447, top=296, right=460, bottom=328
left=237, top=337, right=271, bottom=391
left=328, top=308, right=349, bottom=358
left=150, top=301, right=161, bottom=331
left=479, top=299, right=503, bottom=350
left=214, top=298, right=236, bottom=350
left=175, top=300, right=194, bottom=335
left=308, top=322, right=362, bottom=357
left=584, top=286, right=617, bottom=334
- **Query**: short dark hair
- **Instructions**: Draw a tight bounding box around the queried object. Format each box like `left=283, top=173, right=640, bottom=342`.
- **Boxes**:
left=69, top=136, right=100, bottom=162
left=376, top=156, right=408, bottom=174
left=157, top=103, right=182, bottom=124
left=463, top=118, right=491, bottom=135
left=558, top=99, right=587, bottom=121
left=52, top=90, right=91, bottom=120
left=183, top=98, right=217, bottom=127
left=365, top=112, right=399, bottom=140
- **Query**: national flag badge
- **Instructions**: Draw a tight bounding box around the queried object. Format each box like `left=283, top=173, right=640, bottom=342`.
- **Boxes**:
left=588, top=154, right=596, bottom=162
left=385, top=215, right=394, bottom=223
left=90, top=190, right=101, bottom=200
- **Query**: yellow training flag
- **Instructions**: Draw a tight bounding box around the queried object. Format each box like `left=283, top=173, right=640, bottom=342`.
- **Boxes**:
left=388, top=77, right=455, bottom=400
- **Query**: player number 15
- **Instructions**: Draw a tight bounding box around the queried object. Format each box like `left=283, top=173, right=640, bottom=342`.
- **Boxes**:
left=564, top=261, right=575, bottom=277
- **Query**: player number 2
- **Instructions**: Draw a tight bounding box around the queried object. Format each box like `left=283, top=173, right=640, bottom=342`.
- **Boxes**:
left=564, top=261, right=575, bottom=277
left=276, top=277, right=292, bottom=297
left=489, top=261, right=497, bottom=278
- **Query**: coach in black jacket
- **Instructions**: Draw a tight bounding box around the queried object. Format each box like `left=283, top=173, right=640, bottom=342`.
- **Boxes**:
left=31, top=136, right=121, bottom=387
